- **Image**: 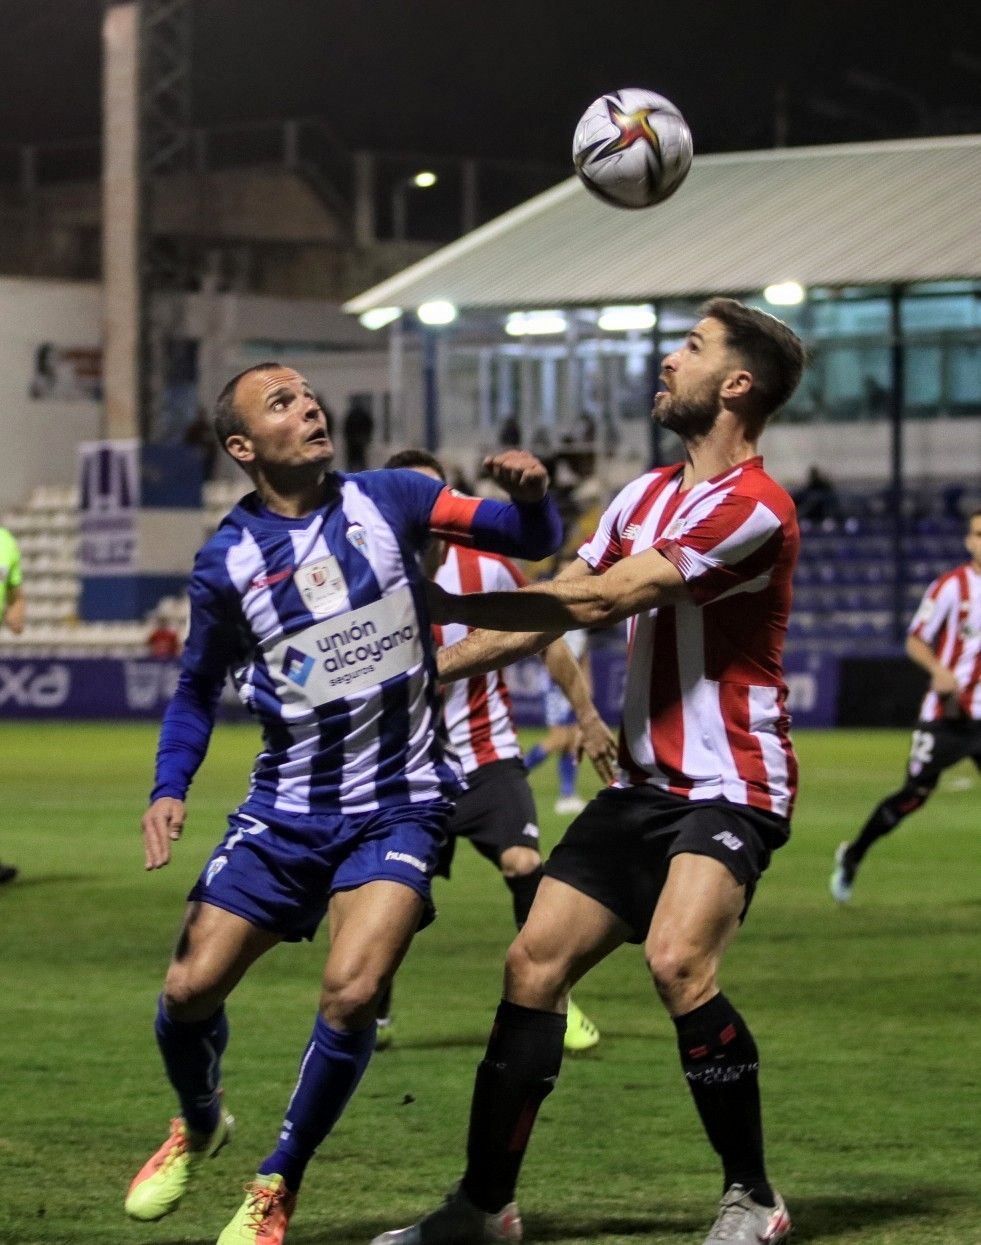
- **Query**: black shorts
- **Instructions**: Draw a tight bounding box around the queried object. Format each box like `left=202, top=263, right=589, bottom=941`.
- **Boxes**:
left=906, top=719, right=981, bottom=786
left=543, top=784, right=790, bottom=943
left=438, top=758, right=540, bottom=878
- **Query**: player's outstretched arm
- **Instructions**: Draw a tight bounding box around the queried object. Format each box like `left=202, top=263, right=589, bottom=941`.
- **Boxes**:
left=429, top=546, right=689, bottom=632
left=436, top=623, right=560, bottom=683
left=141, top=797, right=186, bottom=871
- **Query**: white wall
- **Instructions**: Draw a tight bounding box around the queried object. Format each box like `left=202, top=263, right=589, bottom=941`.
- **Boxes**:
left=0, top=274, right=975, bottom=510
left=0, top=277, right=103, bottom=509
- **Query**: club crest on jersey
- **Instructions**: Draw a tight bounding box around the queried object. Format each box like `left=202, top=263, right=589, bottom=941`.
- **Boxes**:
left=295, top=554, right=347, bottom=617
left=282, top=645, right=315, bottom=686
left=205, top=855, right=228, bottom=886
left=346, top=523, right=369, bottom=556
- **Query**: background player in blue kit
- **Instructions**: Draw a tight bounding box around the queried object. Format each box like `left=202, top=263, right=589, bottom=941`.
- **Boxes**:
left=124, top=362, right=561, bottom=1245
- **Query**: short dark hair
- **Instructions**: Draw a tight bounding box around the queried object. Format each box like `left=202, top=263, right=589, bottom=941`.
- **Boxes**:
left=383, top=448, right=446, bottom=480
left=699, top=298, right=806, bottom=433
left=213, top=362, right=283, bottom=450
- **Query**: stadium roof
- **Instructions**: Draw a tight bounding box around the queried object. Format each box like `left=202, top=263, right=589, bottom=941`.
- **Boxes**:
left=344, top=135, right=981, bottom=314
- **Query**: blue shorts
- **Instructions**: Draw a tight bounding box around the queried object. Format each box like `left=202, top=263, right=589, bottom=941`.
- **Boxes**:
left=187, top=800, right=452, bottom=942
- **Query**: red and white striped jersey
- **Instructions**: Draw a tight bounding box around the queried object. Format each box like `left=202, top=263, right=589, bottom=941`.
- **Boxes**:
left=434, top=544, right=526, bottom=774
left=578, top=457, right=799, bottom=818
left=908, top=564, right=981, bottom=721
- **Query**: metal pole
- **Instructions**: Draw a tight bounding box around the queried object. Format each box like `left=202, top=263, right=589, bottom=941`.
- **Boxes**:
left=422, top=327, right=439, bottom=451
left=888, top=285, right=907, bottom=642
left=648, top=300, right=664, bottom=468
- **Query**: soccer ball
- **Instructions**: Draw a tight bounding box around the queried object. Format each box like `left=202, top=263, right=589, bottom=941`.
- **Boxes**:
left=572, top=88, right=693, bottom=209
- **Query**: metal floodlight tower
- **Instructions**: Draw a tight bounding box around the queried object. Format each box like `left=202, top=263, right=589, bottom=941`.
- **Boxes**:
left=137, top=0, right=193, bottom=441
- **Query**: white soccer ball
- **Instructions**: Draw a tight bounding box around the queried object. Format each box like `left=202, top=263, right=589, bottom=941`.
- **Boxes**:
left=572, top=88, right=693, bottom=209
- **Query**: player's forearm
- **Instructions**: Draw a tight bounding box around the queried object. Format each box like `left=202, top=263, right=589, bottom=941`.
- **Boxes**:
left=905, top=635, right=947, bottom=677
left=3, top=593, right=25, bottom=634
left=150, top=669, right=221, bottom=800
left=447, top=575, right=618, bottom=632
left=543, top=639, right=598, bottom=723
left=438, top=627, right=558, bottom=683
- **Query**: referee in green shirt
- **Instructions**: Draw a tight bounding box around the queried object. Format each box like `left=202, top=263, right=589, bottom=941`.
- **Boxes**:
left=0, top=525, right=25, bottom=884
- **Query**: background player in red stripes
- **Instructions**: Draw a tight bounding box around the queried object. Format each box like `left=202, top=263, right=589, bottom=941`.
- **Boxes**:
left=374, top=298, right=805, bottom=1245
left=832, top=508, right=981, bottom=902
left=380, top=449, right=617, bottom=1051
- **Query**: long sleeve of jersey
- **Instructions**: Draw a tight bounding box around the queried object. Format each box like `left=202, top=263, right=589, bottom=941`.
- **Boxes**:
left=150, top=556, right=239, bottom=802
left=437, top=492, right=563, bottom=561
left=375, top=469, right=562, bottom=561
left=150, top=668, right=223, bottom=801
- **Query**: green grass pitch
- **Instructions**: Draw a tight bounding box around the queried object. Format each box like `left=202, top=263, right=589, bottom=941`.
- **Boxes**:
left=0, top=723, right=978, bottom=1244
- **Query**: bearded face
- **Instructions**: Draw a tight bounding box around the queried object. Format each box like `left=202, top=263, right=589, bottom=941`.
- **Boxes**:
left=653, top=365, right=726, bottom=441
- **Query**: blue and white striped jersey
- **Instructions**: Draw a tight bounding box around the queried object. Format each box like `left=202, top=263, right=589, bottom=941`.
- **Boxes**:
left=152, top=469, right=561, bottom=823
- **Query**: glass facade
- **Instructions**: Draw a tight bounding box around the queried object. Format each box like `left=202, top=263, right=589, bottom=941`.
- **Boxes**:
left=436, top=280, right=980, bottom=446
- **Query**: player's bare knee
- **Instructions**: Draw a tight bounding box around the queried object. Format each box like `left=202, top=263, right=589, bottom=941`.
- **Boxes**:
left=646, top=941, right=710, bottom=1010
left=319, top=967, right=384, bottom=1029
left=162, top=963, right=221, bottom=1020
left=504, top=933, right=568, bottom=1007
left=499, top=845, right=541, bottom=879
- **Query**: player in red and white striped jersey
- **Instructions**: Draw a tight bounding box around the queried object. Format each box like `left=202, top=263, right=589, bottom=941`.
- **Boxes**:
left=380, top=449, right=616, bottom=1053
left=377, top=298, right=805, bottom=1245
left=831, top=508, right=981, bottom=903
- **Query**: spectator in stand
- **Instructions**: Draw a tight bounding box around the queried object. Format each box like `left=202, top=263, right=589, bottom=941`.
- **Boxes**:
left=793, top=465, right=843, bottom=526
left=498, top=414, right=521, bottom=449
left=342, top=398, right=374, bottom=472
left=147, top=614, right=183, bottom=659
left=183, top=407, right=219, bottom=483
left=1, top=525, right=25, bottom=884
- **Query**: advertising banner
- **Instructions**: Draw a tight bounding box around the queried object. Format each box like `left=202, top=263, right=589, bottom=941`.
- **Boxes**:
left=78, top=439, right=140, bottom=575
left=0, top=648, right=839, bottom=727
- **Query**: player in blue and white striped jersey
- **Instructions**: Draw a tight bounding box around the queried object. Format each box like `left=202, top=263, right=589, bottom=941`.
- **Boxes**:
left=124, top=363, right=562, bottom=1244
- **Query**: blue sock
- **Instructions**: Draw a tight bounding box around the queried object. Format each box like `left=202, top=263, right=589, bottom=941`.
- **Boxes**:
left=524, top=744, right=547, bottom=770
left=558, top=751, right=578, bottom=797
left=258, top=1014, right=376, bottom=1192
left=155, top=996, right=228, bottom=1135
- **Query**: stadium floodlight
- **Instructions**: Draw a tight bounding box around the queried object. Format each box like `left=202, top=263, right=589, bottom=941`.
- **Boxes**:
left=412, top=170, right=437, bottom=188
left=764, top=281, right=805, bottom=306
left=597, top=304, right=657, bottom=332
left=417, top=300, right=458, bottom=326
left=505, top=310, right=568, bottom=336
left=359, top=307, right=402, bottom=331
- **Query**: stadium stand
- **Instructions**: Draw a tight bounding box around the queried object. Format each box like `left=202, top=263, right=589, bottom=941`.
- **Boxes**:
left=0, top=478, right=245, bottom=657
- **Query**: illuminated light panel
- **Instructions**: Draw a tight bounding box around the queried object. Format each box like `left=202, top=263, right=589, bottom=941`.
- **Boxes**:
left=413, top=171, right=437, bottom=188
left=505, top=310, right=568, bottom=336
left=417, top=300, right=458, bottom=325
left=763, top=281, right=805, bottom=306
left=597, top=304, right=657, bottom=332
left=359, top=306, right=402, bottom=330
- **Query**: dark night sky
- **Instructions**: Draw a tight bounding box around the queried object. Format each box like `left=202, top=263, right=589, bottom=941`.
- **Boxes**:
left=1, top=1, right=979, bottom=160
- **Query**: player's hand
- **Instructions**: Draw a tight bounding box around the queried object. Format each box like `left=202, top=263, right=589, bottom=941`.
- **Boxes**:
left=575, top=713, right=618, bottom=786
left=930, top=668, right=958, bottom=696
left=483, top=451, right=549, bottom=503
left=141, top=797, right=186, bottom=871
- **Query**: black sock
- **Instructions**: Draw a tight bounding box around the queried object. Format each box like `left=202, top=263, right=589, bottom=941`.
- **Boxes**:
left=462, top=999, right=565, bottom=1213
left=674, top=993, right=774, bottom=1207
left=848, top=783, right=929, bottom=864
left=504, top=866, right=543, bottom=929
